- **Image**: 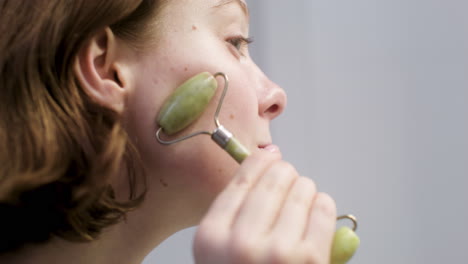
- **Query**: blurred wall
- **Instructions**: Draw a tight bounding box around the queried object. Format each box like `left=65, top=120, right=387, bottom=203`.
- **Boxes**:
left=144, top=1, right=468, bottom=263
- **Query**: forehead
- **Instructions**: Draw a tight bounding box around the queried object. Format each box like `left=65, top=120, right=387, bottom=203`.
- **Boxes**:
left=213, top=0, right=249, bottom=17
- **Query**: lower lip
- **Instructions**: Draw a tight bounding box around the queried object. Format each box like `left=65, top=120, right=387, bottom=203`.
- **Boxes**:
left=259, top=144, right=280, bottom=153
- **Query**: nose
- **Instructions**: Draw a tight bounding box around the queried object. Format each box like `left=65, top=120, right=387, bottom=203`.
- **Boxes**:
left=258, top=76, right=287, bottom=120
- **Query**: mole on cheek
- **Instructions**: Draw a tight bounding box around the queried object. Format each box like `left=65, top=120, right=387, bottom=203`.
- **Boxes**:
left=159, top=178, right=169, bottom=187
left=192, top=25, right=197, bottom=31
left=229, top=114, right=235, bottom=120
left=184, top=67, right=188, bottom=72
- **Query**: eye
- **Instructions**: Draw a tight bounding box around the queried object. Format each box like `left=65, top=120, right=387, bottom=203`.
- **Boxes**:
left=227, top=36, right=253, bottom=55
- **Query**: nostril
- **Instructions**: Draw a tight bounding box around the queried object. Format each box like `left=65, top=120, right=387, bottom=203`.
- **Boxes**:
left=266, top=104, right=279, bottom=114
left=258, top=80, right=287, bottom=120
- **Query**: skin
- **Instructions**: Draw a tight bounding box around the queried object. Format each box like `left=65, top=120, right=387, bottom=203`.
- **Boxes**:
left=1, top=1, right=337, bottom=263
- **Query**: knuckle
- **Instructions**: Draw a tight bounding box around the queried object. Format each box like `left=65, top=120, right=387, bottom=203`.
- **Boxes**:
left=276, top=161, right=299, bottom=179
left=268, top=244, right=294, bottom=264
left=229, top=233, right=260, bottom=263
left=232, top=173, right=253, bottom=189
left=300, top=176, right=317, bottom=193
left=301, top=176, right=317, bottom=194
left=315, top=192, right=337, bottom=219
left=193, top=223, right=225, bottom=255
left=290, top=192, right=308, bottom=208
left=262, top=178, right=289, bottom=194
left=302, top=247, right=323, bottom=264
left=260, top=161, right=298, bottom=193
left=290, top=177, right=316, bottom=207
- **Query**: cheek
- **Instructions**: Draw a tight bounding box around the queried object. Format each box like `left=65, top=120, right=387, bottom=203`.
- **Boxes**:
left=216, top=72, right=259, bottom=142
left=123, top=41, right=261, bottom=198
left=123, top=73, right=245, bottom=198
left=165, top=137, right=241, bottom=193
left=134, top=125, right=241, bottom=197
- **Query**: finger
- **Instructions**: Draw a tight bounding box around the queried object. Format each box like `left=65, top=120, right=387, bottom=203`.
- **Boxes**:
left=232, top=161, right=299, bottom=237
left=270, top=176, right=317, bottom=243
left=200, top=151, right=280, bottom=228
left=303, top=192, right=337, bottom=262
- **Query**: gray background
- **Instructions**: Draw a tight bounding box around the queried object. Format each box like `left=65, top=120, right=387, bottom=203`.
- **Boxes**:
left=143, top=0, right=468, bottom=263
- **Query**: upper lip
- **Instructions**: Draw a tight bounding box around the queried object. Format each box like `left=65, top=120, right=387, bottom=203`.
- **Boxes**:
left=258, top=143, right=272, bottom=148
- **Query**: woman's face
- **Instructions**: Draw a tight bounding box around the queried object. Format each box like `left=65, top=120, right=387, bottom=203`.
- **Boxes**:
left=124, top=0, right=286, bottom=205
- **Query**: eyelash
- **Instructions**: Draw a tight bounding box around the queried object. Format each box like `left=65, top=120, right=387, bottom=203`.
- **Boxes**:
left=227, top=36, right=253, bottom=55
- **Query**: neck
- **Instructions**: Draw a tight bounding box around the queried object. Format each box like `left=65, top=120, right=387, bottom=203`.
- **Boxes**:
left=0, top=185, right=208, bottom=264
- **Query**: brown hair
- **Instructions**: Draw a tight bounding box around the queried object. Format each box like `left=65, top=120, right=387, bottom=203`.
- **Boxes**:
left=0, top=0, right=162, bottom=253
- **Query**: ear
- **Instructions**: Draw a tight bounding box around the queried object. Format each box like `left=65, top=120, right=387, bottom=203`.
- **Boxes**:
left=74, top=27, right=130, bottom=113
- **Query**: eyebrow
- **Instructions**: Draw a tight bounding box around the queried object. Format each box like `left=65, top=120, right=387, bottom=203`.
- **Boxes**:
left=213, top=0, right=249, bottom=18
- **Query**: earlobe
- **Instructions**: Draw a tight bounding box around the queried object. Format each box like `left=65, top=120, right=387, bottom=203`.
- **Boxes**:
left=74, top=27, right=129, bottom=113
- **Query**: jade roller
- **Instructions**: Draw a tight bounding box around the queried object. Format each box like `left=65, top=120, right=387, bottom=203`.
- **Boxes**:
left=156, top=72, right=250, bottom=163
left=156, top=72, right=360, bottom=263
left=331, top=215, right=360, bottom=264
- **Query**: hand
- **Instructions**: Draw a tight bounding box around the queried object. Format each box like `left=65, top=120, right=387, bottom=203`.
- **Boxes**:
left=194, top=151, right=337, bottom=264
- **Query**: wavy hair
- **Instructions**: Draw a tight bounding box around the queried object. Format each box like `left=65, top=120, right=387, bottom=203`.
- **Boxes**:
left=0, top=0, right=163, bottom=253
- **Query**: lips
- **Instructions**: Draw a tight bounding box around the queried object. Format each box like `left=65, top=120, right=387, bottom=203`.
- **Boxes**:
left=258, top=144, right=280, bottom=153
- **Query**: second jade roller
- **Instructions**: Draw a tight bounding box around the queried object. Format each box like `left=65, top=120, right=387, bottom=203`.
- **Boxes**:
left=156, top=72, right=360, bottom=264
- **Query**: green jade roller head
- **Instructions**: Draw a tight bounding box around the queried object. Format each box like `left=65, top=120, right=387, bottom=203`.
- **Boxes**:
left=157, top=72, right=218, bottom=136
left=156, top=72, right=251, bottom=163
left=156, top=72, right=360, bottom=264
left=331, top=215, right=361, bottom=264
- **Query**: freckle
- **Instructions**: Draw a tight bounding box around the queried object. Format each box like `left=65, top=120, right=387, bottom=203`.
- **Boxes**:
left=229, top=114, right=235, bottom=120
left=159, top=178, right=169, bottom=187
left=184, top=67, right=188, bottom=72
left=218, top=168, right=223, bottom=174
left=192, top=25, right=197, bottom=31
left=170, top=67, right=175, bottom=72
